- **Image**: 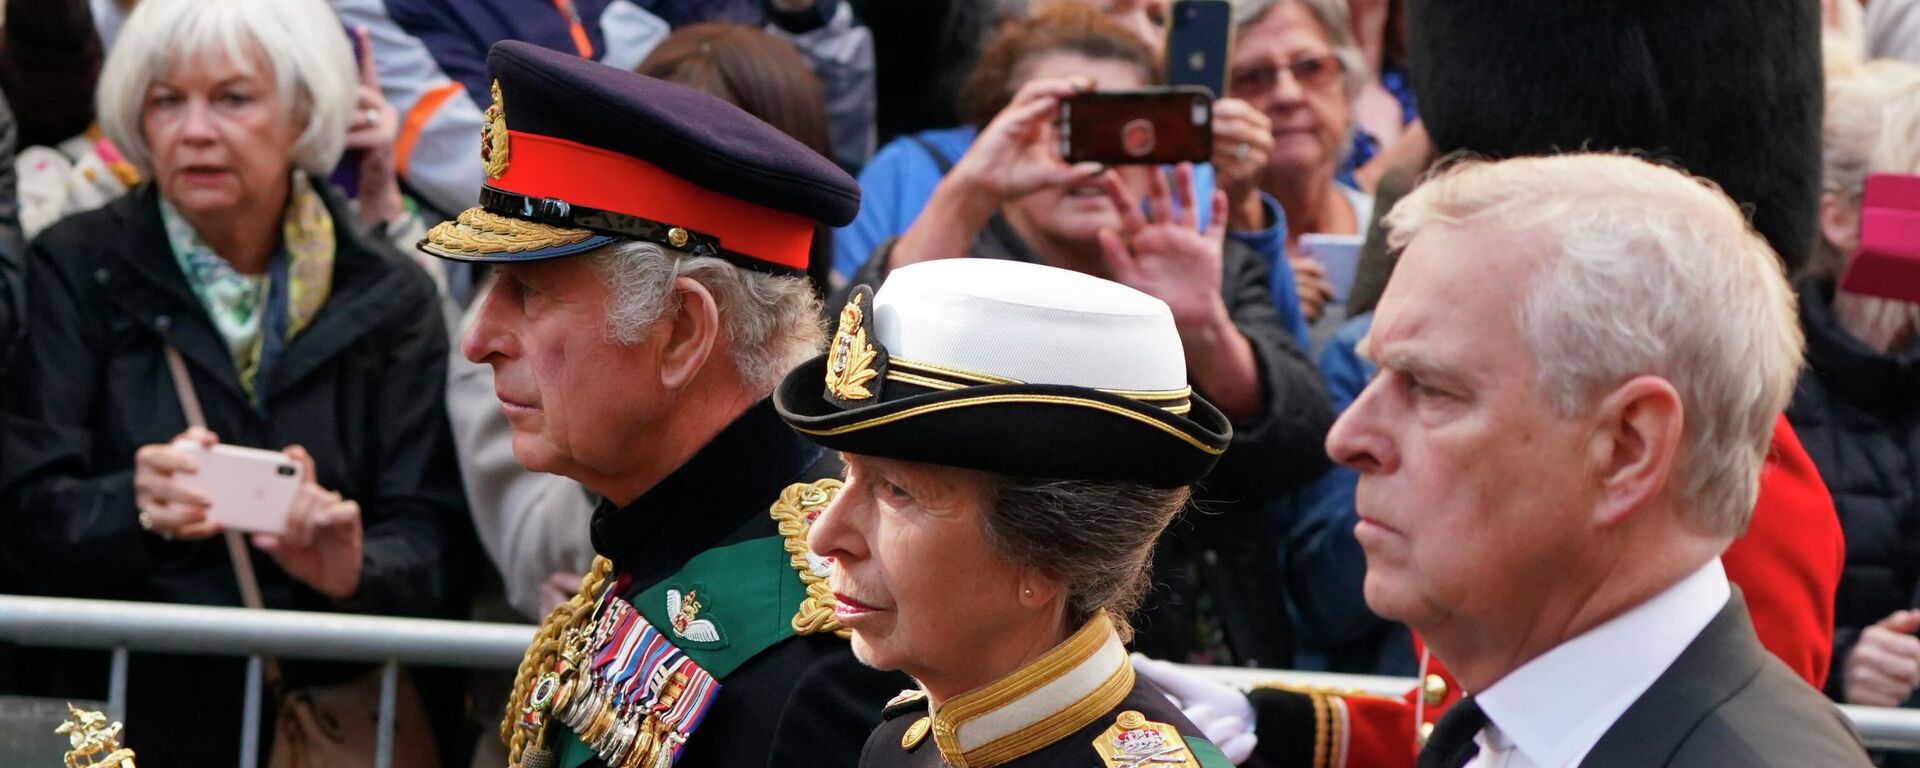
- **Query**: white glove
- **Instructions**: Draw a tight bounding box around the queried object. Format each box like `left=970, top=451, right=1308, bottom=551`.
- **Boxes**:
left=1130, top=653, right=1258, bottom=764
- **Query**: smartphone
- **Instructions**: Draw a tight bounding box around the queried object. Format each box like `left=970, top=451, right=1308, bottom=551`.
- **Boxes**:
left=1166, top=0, right=1233, bottom=98
left=1059, top=88, right=1213, bottom=165
left=172, top=442, right=306, bottom=535
left=1299, top=233, right=1364, bottom=303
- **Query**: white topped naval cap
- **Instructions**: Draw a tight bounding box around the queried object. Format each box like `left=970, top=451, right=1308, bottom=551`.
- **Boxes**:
left=870, top=259, right=1189, bottom=394
left=775, top=259, right=1231, bottom=488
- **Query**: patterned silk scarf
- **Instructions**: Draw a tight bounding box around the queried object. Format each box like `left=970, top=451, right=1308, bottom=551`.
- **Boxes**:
left=161, top=171, right=336, bottom=398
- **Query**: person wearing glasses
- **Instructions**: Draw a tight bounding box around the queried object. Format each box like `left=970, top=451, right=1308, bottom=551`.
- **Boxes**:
left=1229, top=0, right=1372, bottom=325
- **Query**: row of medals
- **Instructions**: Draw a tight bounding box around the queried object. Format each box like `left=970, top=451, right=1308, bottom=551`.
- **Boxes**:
left=523, top=585, right=696, bottom=768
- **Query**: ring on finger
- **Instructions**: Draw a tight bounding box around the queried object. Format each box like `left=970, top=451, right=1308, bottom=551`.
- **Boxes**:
left=1233, top=142, right=1250, bottom=162
left=362, top=107, right=379, bottom=127
left=137, top=510, right=174, bottom=541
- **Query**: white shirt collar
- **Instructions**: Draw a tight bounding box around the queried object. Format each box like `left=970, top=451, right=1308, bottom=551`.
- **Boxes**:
left=1472, top=558, right=1731, bottom=768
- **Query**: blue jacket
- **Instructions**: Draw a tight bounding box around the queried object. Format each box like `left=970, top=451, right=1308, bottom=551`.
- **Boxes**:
left=1279, top=311, right=1417, bottom=675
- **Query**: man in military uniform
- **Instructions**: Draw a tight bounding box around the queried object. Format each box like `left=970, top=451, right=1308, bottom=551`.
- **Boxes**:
left=419, top=41, right=903, bottom=768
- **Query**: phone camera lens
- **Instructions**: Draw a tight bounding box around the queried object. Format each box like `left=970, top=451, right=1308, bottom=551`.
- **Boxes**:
left=278, top=465, right=296, bottom=477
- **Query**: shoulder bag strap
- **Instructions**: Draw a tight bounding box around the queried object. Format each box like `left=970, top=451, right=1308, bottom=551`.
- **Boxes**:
left=163, top=345, right=285, bottom=688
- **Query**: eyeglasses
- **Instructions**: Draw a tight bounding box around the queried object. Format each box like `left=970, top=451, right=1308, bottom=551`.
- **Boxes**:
left=1229, top=55, right=1345, bottom=96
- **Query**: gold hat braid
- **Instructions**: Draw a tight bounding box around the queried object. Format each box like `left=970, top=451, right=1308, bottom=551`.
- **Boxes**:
left=505, top=556, right=615, bottom=766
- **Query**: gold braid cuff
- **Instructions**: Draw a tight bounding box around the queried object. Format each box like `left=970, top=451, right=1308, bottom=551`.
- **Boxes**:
left=770, top=479, right=851, bottom=638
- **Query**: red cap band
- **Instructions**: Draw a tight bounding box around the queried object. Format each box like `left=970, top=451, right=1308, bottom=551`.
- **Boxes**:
left=490, top=131, right=815, bottom=271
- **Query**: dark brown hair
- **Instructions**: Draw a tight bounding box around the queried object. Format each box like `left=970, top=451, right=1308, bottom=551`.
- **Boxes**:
left=958, top=4, right=1161, bottom=129
left=639, top=23, right=834, bottom=160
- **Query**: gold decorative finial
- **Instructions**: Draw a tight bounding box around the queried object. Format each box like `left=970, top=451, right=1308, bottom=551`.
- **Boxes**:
left=56, top=704, right=137, bottom=768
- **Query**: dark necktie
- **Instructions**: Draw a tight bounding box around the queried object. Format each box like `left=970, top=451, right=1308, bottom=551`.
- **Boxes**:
left=1415, top=696, right=1488, bottom=768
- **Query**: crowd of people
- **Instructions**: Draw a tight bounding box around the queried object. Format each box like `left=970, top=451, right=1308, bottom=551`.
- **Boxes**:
left=0, top=0, right=1915, bottom=767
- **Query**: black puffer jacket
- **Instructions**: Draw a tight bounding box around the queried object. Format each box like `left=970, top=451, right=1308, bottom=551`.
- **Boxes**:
left=1783, top=276, right=1920, bottom=700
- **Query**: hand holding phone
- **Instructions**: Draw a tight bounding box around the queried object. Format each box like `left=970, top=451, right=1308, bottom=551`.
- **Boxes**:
left=1059, top=88, right=1214, bottom=166
left=169, top=440, right=305, bottom=535
left=251, top=445, right=365, bottom=600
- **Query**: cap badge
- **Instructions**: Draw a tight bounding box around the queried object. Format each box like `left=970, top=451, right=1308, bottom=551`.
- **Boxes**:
left=481, top=79, right=511, bottom=180
left=1094, top=711, right=1200, bottom=768
left=666, top=587, right=727, bottom=647
left=824, top=286, right=886, bottom=406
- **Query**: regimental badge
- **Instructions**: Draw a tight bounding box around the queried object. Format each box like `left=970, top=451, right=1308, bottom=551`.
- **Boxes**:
left=770, top=479, right=851, bottom=638
left=666, top=587, right=727, bottom=647
left=824, top=286, right=886, bottom=406
left=481, top=79, right=511, bottom=180
left=1093, top=711, right=1200, bottom=768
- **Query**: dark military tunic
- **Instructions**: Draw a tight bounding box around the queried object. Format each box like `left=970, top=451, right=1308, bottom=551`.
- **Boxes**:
left=859, top=614, right=1233, bottom=768
left=544, top=400, right=907, bottom=768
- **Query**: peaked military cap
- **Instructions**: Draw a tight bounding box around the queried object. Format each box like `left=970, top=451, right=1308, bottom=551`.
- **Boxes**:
left=419, top=40, right=859, bottom=274
left=775, top=259, right=1233, bottom=488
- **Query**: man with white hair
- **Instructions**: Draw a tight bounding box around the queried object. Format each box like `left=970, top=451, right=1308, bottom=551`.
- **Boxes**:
left=421, top=42, right=901, bottom=768
left=1327, top=153, right=1868, bottom=768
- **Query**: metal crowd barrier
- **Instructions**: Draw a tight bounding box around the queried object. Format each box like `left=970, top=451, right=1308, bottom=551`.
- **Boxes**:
left=2, top=593, right=1918, bottom=765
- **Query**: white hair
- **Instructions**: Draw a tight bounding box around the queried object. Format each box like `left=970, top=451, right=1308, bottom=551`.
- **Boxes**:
left=589, top=241, right=826, bottom=394
left=1232, top=0, right=1369, bottom=103
left=1384, top=154, right=1806, bottom=538
left=95, top=0, right=357, bottom=176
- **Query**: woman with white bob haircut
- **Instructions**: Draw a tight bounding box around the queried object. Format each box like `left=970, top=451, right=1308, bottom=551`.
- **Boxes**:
left=777, top=259, right=1243, bottom=767
left=0, top=0, right=466, bottom=764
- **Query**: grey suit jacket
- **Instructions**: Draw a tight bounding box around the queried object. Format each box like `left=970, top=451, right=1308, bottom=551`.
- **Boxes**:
left=1580, top=592, right=1871, bottom=767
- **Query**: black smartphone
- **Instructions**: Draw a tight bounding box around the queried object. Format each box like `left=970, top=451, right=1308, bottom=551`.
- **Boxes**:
left=1059, top=88, right=1213, bottom=165
left=1166, top=0, right=1233, bottom=98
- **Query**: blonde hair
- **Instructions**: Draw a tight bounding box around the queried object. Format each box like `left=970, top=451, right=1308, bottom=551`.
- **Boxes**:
left=95, top=0, right=357, bottom=176
left=1385, top=154, right=1805, bottom=537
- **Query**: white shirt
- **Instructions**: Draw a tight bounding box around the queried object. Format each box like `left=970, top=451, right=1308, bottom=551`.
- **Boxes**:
left=1464, top=559, right=1732, bottom=768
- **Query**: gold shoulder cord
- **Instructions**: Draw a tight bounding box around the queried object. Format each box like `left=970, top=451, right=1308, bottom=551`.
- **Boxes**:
left=504, top=556, right=615, bottom=767
left=770, top=479, right=851, bottom=639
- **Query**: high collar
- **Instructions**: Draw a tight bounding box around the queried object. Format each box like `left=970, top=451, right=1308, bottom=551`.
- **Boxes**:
left=927, top=612, right=1133, bottom=768
left=591, top=398, right=826, bottom=584
left=1799, top=276, right=1920, bottom=413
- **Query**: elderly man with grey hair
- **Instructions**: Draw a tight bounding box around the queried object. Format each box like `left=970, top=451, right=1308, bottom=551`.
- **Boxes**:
left=1325, top=153, right=1868, bottom=768
left=423, top=41, right=907, bottom=768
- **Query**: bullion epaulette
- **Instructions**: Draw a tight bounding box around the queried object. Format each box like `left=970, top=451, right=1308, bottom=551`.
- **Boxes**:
left=769, top=477, right=849, bottom=638
left=1093, top=710, right=1204, bottom=768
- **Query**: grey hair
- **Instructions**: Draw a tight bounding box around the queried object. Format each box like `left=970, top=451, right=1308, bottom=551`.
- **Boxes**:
left=1384, top=153, right=1804, bottom=538
left=95, top=0, right=356, bottom=176
left=588, top=241, right=825, bottom=394
left=978, top=475, right=1191, bottom=642
left=1232, top=0, right=1369, bottom=104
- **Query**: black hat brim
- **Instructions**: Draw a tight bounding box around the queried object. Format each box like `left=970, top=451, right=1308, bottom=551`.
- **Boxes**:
left=774, top=354, right=1232, bottom=488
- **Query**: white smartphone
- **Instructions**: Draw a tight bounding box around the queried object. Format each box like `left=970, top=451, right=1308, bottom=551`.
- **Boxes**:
left=172, top=442, right=305, bottom=535
left=1299, top=233, right=1364, bottom=304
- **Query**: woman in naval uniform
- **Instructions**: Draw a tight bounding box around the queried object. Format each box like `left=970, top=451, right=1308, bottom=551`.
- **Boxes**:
left=775, top=257, right=1244, bottom=768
